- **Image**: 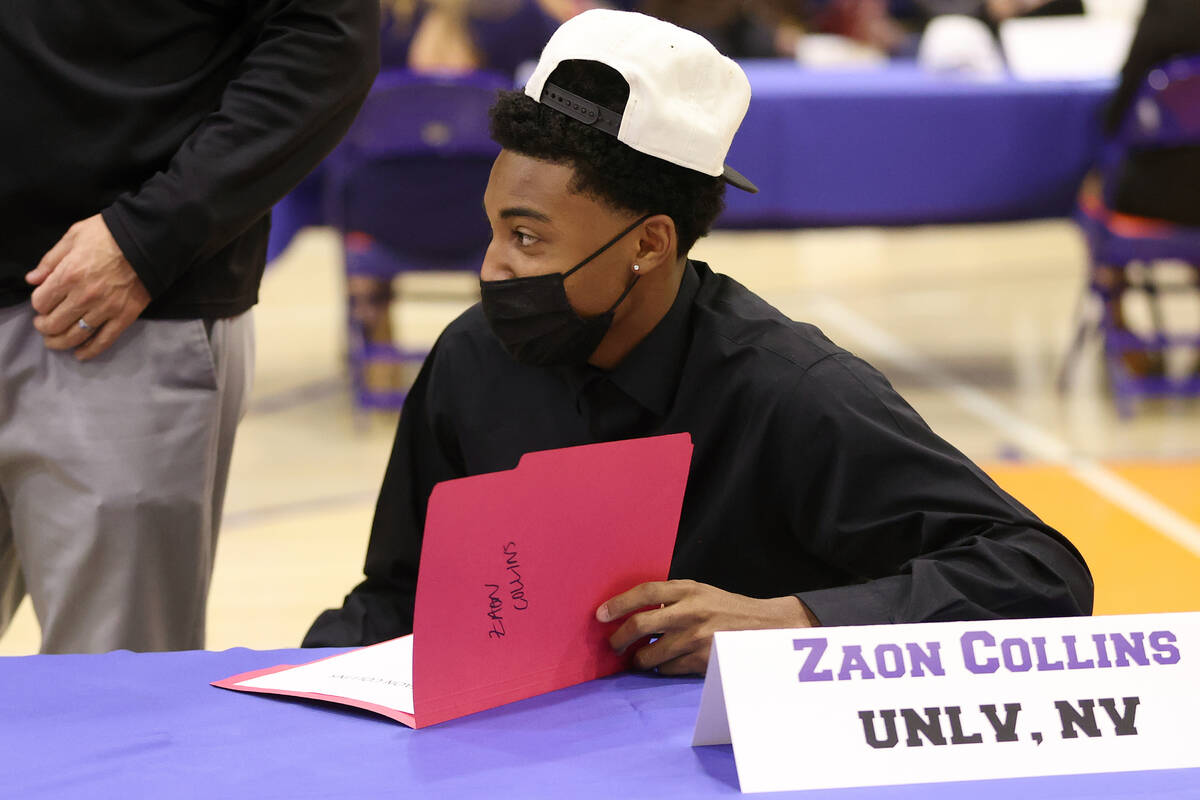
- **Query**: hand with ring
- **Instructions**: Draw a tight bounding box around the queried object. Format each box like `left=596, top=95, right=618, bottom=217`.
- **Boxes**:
left=26, top=214, right=151, bottom=360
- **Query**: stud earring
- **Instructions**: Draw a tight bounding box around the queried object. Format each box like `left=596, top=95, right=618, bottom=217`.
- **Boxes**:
left=632, top=264, right=640, bottom=273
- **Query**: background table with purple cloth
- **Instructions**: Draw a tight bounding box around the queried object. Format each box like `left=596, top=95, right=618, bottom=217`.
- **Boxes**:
left=267, top=63, right=1115, bottom=259
left=2, top=647, right=1196, bottom=799
left=720, top=62, right=1114, bottom=228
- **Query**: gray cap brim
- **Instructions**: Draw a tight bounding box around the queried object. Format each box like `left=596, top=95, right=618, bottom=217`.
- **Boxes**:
left=723, top=163, right=758, bottom=194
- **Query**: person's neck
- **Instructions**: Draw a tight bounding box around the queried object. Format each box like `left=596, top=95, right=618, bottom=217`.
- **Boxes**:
left=587, top=258, right=687, bottom=371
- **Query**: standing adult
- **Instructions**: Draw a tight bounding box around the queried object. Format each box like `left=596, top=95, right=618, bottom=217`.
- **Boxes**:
left=0, top=0, right=380, bottom=653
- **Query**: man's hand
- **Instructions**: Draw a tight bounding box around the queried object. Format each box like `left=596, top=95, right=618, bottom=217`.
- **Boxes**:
left=26, top=214, right=151, bottom=360
left=596, top=580, right=819, bottom=676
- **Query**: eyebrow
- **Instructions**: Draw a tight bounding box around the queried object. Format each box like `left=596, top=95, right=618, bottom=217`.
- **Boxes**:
left=498, top=206, right=551, bottom=223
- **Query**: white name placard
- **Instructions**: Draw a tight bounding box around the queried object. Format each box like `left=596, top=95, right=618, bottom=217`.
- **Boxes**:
left=693, top=612, right=1200, bottom=794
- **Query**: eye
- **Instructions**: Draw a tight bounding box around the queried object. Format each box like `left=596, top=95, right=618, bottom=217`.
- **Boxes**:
left=513, top=230, right=539, bottom=247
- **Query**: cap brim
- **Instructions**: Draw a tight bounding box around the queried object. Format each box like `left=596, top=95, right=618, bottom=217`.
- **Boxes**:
left=722, top=163, right=758, bottom=194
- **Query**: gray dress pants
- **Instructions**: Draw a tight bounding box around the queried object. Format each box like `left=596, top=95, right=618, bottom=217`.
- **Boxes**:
left=0, top=303, right=253, bottom=653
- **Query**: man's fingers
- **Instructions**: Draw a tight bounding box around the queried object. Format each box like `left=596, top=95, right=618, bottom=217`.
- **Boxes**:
left=35, top=302, right=94, bottom=338
left=627, top=629, right=696, bottom=670
left=26, top=230, right=74, bottom=286
left=33, top=271, right=115, bottom=336
left=597, top=579, right=695, bottom=623
left=40, top=314, right=105, bottom=351
left=623, top=630, right=710, bottom=675
left=74, top=315, right=130, bottom=361
left=28, top=266, right=72, bottom=316
left=32, top=288, right=93, bottom=338
left=654, top=649, right=710, bottom=677
left=33, top=265, right=130, bottom=337
left=25, top=263, right=53, bottom=286
left=608, top=606, right=669, bottom=654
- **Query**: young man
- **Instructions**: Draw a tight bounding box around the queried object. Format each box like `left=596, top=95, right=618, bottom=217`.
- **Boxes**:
left=305, top=9, right=1092, bottom=675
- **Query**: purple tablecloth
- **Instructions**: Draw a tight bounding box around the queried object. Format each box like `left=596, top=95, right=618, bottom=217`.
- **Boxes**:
left=720, top=62, right=1113, bottom=227
left=1, top=646, right=1196, bottom=799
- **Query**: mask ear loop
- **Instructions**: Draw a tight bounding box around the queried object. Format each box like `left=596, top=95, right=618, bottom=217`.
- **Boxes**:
left=563, top=213, right=653, bottom=279
left=603, top=269, right=641, bottom=313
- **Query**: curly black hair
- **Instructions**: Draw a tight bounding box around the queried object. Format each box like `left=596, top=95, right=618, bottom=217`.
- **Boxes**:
left=488, top=60, right=726, bottom=258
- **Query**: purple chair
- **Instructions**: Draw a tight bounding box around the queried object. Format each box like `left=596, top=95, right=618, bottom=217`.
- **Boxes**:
left=1064, top=54, right=1200, bottom=416
left=323, top=69, right=507, bottom=410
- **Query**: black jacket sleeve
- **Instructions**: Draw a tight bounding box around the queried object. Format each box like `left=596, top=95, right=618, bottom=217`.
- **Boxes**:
left=788, top=355, right=1094, bottom=626
left=303, top=341, right=464, bottom=647
left=101, top=0, right=380, bottom=298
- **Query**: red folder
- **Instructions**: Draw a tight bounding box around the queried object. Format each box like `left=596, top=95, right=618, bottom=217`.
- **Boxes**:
left=215, top=433, right=693, bottom=728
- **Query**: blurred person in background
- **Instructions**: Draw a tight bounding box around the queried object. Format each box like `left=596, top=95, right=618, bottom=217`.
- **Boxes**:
left=796, top=0, right=1087, bottom=61
left=380, top=0, right=580, bottom=73
left=981, top=0, right=1084, bottom=24
left=633, top=1, right=909, bottom=59
left=0, top=0, right=379, bottom=653
left=1090, top=0, right=1200, bottom=376
left=1104, top=0, right=1200, bottom=227
left=636, top=0, right=805, bottom=57
left=801, top=0, right=916, bottom=55
left=914, top=0, right=1083, bottom=27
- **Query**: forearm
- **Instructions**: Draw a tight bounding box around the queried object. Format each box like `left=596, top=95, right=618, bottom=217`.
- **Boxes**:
left=798, top=527, right=1094, bottom=627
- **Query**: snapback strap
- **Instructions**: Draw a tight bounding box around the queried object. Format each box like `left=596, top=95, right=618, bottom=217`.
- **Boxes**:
left=541, top=82, right=623, bottom=137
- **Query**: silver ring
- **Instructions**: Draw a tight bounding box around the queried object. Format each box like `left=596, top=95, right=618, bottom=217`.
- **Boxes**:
left=77, top=319, right=95, bottom=333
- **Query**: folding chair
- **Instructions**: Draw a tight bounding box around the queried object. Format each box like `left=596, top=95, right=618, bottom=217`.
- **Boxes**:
left=1063, top=54, right=1200, bottom=416
left=323, top=69, right=507, bottom=410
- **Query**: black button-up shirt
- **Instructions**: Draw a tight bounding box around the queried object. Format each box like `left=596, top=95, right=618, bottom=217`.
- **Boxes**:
left=305, top=261, right=1092, bottom=647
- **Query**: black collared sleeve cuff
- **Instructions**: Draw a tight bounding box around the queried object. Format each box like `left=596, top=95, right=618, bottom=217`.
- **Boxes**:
left=794, top=578, right=909, bottom=628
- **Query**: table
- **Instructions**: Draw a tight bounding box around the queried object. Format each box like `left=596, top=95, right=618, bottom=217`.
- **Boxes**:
left=720, top=62, right=1114, bottom=228
left=2, top=647, right=1196, bottom=799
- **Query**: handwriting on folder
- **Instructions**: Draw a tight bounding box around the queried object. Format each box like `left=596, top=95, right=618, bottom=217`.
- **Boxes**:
left=215, top=433, right=694, bottom=728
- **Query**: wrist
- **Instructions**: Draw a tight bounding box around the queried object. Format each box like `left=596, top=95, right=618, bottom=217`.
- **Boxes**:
left=767, top=595, right=820, bottom=628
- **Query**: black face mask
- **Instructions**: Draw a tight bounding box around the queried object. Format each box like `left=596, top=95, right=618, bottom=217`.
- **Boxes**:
left=480, top=213, right=651, bottom=367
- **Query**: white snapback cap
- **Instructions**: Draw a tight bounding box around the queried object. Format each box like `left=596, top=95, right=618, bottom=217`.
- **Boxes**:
left=523, top=9, right=758, bottom=193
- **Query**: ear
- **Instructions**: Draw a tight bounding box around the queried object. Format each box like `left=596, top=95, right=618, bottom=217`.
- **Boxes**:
left=632, top=214, right=677, bottom=276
